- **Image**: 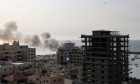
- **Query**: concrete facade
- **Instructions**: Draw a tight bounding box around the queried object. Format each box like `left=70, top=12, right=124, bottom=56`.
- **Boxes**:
left=0, top=41, right=36, bottom=62
left=57, top=42, right=82, bottom=65
left=81, top=30, right=129, bottom=84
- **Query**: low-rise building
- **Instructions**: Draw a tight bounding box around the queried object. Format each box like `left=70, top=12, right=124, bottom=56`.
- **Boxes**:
left=36, top=54, right=58, bottom=73
left=35, top=73, right=64, bottom=84
left=0, top=61, right=36, bottom=84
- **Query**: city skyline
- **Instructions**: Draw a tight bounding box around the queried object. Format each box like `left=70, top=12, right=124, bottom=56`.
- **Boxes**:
left=0, top=0, right=140, bottom=40
left=0, top=1, right=140, bottom=83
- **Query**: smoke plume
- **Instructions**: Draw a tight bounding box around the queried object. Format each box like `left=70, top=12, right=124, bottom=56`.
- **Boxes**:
left=41, top=32, right=51, bottom=39
left=41, top=32, right=60, bottom=50
left=0, top=21, right=61, bottom=51
left=0, top=21, right=17, bottom=41
left=23, top=35, right=42, bottom=47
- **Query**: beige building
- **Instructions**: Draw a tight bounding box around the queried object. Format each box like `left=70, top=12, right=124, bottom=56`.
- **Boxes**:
left=57, top=42, right=82, bottom=65
left=0, top=41, right=36, bottom=62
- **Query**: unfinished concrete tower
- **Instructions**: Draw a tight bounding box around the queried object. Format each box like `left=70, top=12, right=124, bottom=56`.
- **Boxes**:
left=81, top=30, right=129, bottom=84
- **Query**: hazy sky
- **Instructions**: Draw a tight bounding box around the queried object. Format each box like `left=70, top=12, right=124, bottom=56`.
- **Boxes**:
left=0, top=0, right=140, bottom=40
left=0, top=0, right=140, bottom=78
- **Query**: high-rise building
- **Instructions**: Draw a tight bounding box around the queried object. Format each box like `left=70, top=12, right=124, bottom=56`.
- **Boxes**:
left=81, top=30, right=129, bottom=84
left=57, top=42, right=82, bottom=65
left=0, top=41, right=36, bottom=62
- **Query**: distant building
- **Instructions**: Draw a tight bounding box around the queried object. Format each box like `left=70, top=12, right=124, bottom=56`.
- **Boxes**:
left=81, top=30, right=129, bottom=84
left=35, top=73, right=64, bottom=84
left=36, top=54, right=57, bottom=63
left=0, top=41, right=36, bottom=62
left=36, top=54, right=58, bottom=73
left=57, top=42, right=82, bottom=65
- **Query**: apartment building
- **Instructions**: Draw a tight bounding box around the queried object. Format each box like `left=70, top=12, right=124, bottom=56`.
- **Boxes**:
left=57, top=42, right=82, bottom=65
left=0, top=41, right=36, bottom=62
left=81, top=30, right=129, bottom=84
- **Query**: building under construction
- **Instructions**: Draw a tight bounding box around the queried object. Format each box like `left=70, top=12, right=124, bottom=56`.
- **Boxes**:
left=81, top=30, right=129, bottom=84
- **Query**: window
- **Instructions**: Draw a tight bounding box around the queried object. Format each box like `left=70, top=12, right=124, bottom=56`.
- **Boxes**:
left=101, top=60, right=104, bottom=62
left=101, top=81, right=105, bottom=84
left=54, top=80, right=56, bottom=82
left=58, top=79, right=61, bottom=81
left=92, top=59, right=95, bottom=61
left=87, top=58, right=90, bottom=61
left=92, top=65, right=95, bottom=67
left=101, top=76, right=104, bottom=79
left=92, top=75, right=95, bottom=77
left=92, top=70, right=95, bottom=72
left=92, top=80, right=95, bottom=83
left=101, top=65, right=104, bottom=68
left=101, top=71, right=104, bottom=73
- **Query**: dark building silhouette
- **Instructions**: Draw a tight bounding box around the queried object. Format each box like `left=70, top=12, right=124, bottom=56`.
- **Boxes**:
left=81, top=30, right=129, bottom=84
left=132, top=78, right=140, bottom=84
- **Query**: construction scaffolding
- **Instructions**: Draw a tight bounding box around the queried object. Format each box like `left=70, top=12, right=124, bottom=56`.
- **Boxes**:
left=81, top=30, right=129, bottom=84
